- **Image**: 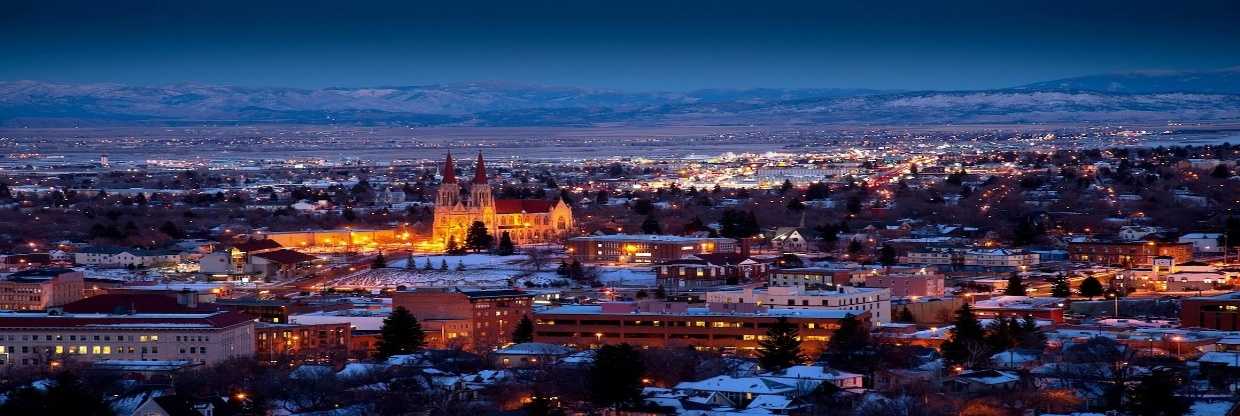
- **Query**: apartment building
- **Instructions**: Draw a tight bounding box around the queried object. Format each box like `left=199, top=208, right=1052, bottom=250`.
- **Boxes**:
left=705, top=285, right=891, bottom=324
left=1068, top=241, right=1193, bottom=266
left=0, top=310, right=255, bottom=367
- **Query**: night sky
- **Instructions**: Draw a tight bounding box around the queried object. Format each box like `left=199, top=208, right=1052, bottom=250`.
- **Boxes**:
left=4, top=0, right=1240, bottom=91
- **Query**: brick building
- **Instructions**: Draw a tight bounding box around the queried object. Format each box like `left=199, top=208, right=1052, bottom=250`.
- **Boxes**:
left=566, top=234, right=736, bottom=264
left=392, top=288, right=533, bottom=351
left=1068, top=241, right=1193, bottom=266
left=254, top=321, right=350, bottom=362
left=0, top=268, right=85, bottom=311
left=1181, top=292, right=1240, bottom=330
left=533, top=301, right=866, bottom=355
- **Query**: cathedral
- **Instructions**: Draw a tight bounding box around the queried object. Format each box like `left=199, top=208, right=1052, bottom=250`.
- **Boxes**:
left=432, top=152, right=574, bottom=247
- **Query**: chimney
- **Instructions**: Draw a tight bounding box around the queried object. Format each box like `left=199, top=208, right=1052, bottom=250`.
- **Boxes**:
left=740, top=238, right=751, bottom=257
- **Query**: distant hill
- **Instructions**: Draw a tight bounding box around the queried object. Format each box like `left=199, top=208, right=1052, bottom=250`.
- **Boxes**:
left=1013, top=67, right=1240, bottom=94
left=2, top=70, right=1239, bottom=127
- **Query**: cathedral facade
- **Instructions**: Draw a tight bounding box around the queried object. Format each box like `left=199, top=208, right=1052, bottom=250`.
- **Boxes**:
left=432, top=152, right=574, bottom=247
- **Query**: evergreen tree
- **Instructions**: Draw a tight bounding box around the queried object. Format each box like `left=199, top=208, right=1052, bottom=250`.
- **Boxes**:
left=941, top=303, right=987, bottom=368
left=445, top=235, right=464, bottom=255
left=556, top=260, right=569, bottom=276
left=898, top=306, right=916, bottom=323
left=757, top=317, right=803, bottom=372
left=423, top=257, right=434, bottom=270
left=1126, top=368, right=1190, bottom=416
left=878, top=244, right=897, bottom=265
left=822, top=314, right=871, bottom=372
left=372, top=252, right=387, bottom=268
left=1079, top=276, right=1105, bottom=300
left=786, top=197, right=806, bottom=212
left=466, top=221, right=494, bottom=252
left=376, top=306, right=426, bottom=358
left=1004, top=273, right=1027, bottom=296
left=780, top=179, right=794, bottom=194
left=588, top=344, right=645, bottom=409
left=512, top=315, right=535, bottom=344
left=1211, top=164, right=1231, bottom=178
left=640, top=215, right=662, bottom=235
left=496, top=231, right=516, bottom=255
left=1051, top=275, right=1072, bottom=298
left=441, top=259, right=449, bottom=270
left=569, top=260, right=585, bottom=281
left=158, top=221, right=184, bottom=239
left=654, top=285, right=667, bottom=299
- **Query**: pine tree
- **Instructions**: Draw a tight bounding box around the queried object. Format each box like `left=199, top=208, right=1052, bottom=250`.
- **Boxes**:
left=512, top=315, right=535, bottom=344
left=440, top=259, right=449, bottom=270
left=556, top=260, right=570, bottom=276
left=465, top=221, right=493, bottom=252
left=941, top=303, right=987, bottom=368
left=1004, top=273, right=1027, bottom=296
left=424, top=257, right=434, bottom=270
left=372, top=252, right=387, bottom=268
left=878, top=244, right=897, bottom=265
left=445, top=235, right=464, bottom=255
left=456, top=260, right=466, bottom=271
left=822, top=314, right=871, bottom=372
left=588, top=344, right=645, bottom=409
left=654, top=285, right=667, bottom=299
left=1079, top=276, right=1105, bottom=300
left=376, top=306, right=425, bottom=358
left=496, top=231, right=515, bottom=255
left=1050, top=275, right=1072, bottom=298
left=640, top=215, right=662, bottom=235
left=1126, top=368, right=1190, bottom=416
left=569, top=260, right=585, bottom=280
left=898, top=306, right=916, bottom=323
left=757, top=317, right=803, bottom=372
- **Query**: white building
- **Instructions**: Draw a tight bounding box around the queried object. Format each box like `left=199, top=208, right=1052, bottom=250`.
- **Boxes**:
left=705, top=285, right=891, bottom=324
left=962, top=249, right=1039, bottom=268
left=74, top=247, right=185, bottom=267
left=1179, top=233, right=1224, bottom=254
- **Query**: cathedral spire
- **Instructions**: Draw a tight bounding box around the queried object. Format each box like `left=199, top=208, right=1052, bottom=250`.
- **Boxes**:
left=472, top=151, right=488, bottom=185
left=442, top=151, right=457, bottom=183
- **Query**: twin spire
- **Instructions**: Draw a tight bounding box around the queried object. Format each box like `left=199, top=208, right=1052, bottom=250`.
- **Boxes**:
left=441, top=151, right=487, bottom=185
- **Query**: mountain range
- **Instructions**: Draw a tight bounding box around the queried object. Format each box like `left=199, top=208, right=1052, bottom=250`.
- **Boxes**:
left=3, top=68, right=1240, bottom=127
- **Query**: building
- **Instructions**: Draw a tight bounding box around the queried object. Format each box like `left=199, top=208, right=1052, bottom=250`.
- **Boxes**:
left=73, top=246, right=184, bottom=267
left=432, top=152, right=574, bottom=246
left=1179, top=233, right=1225, bottom=254
left=1067, top=241, right=1193, bottom=266
left=392, top=288, right=533, bottom=351
left=567, top=234, right=737, bottom=264
left=533, top=301, right=867, bottom=354
left=1182, top=292, right=1240, bottom=330
left=850, top=269, right=947, bottom=297
left=971, top=296, right=1066, bottom=324
left=767, top=227, right=819, bottom=253
left=766, top=267, right=855, bottom=288
left=655, top=253, right=770, bottom=293
left=962, top=248, right=1040, bottom=268
left=0, top=310, right=255, bottom=367
left=199, top=240, right=319, bottom=279
left=245, top=249, right=320, bottom=280
left=0, top=268, right=85, bottom=311
left=705, top=285, right=891, bottom=324
left=490, top=342, right=572, bottom=368
left=254, top=321, right=351, bottom=362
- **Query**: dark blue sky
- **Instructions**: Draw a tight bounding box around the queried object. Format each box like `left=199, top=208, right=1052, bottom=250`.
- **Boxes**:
left=4, top=0, right=1239, bottom=91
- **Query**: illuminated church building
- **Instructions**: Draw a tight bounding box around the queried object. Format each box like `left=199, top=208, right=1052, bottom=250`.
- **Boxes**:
left=432, top=152, right=573, bottom=246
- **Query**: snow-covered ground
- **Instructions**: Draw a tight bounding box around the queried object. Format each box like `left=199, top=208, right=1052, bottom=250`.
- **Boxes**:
left=595, top=265, right=657, bottom=286
left=324, top=253, right=567, bottom=289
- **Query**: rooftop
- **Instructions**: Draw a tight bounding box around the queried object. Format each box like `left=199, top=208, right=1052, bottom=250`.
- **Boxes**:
left=539, top=303, right=861, bottom=319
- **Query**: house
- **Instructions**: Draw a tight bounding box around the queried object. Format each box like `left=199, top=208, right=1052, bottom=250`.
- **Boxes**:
left=130, top=394, right=220, bottom=416
left=767, top=227, right=819, bottom=253
left=945, top=369, right=1021, bottom=393
left=244, top=249, right=320, bottom=280
left=75, top=246, right=185, bottom=267
left=490, top=342, right=571, bottom=368
left=673, top=375, right=798, bottom=408
left=1179, top=233, right=1225, bottom=254
left=655, top=253, right=770, bottom=293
